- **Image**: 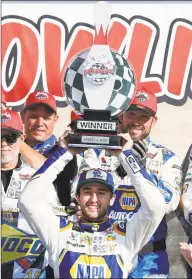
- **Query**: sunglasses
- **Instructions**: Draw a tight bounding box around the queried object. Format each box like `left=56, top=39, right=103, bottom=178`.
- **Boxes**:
left=1, top=133, right=21, bottom=144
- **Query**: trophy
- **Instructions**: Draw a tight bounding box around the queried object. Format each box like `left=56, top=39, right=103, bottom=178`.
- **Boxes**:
left=62, top=1, right=136, bottom=149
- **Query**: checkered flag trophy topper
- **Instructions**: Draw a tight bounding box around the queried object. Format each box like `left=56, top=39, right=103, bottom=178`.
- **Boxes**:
left=62, top=1, right=136, bottom=149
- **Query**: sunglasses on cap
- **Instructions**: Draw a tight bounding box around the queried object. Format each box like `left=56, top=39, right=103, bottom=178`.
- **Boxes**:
left=1, top=133, right=21, bottom=144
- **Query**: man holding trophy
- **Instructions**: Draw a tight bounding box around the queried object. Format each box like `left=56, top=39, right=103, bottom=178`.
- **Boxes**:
left=78, top=88, right=182, bottom=278
left=17, top=1, right=179, bottom=278
left=61, top=2, right=182, bottom=278
left=19, top=26, right=166, bottom=274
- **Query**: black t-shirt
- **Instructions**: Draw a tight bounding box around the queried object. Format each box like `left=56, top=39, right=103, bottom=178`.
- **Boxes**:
left=1, top=157, right=22, bottom=193
left=1, top=169, right=13, bottom=193
left=45, top=144, right=78, bottom=206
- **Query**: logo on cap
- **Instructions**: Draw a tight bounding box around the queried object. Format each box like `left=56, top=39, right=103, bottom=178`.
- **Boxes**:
left=35, top=92, right=48, bottom=100
left=135, top=91, right=149, bottom=102
left=86, top=169, right=107, bottom=181
left=1, top=113, right=11, bottom=123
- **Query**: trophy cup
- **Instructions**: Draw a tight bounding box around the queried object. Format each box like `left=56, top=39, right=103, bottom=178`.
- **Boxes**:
left=62, top=1, right=136, bottom=149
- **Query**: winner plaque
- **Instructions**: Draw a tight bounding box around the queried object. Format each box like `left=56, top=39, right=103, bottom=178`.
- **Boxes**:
left=62, top=1, right=136, bottom=149
left=69, top=109, right=122, bottom=149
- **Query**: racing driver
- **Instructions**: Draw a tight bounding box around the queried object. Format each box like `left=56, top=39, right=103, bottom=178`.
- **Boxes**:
left=19, top=138, right=166, bottom=278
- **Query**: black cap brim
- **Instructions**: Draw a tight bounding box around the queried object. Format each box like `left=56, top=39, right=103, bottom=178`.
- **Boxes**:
left=127, top=104, right=156, bottom=117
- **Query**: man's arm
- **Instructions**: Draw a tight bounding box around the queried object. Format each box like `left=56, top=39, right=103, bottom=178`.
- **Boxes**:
left=20, top=141, right=47, bottom=169
left=118, top=150, right=166, bottom=256
left=18, top=147, right=74, bottom=257
left=155, top=150, right=182, bottom=214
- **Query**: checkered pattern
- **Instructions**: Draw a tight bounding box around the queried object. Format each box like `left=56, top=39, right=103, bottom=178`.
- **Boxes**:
left=63, top=49, right=136, bottom=116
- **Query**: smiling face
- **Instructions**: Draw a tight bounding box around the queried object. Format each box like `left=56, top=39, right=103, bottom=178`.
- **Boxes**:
left=22, top=104, right=58, bottom=146
left=76, top=183, right=115, bottom=222
left=119, top=109, right=157, bottom=141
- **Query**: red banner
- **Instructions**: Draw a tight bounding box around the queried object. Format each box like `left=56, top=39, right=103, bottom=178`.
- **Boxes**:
left=2, top=15, right=192, bottom=107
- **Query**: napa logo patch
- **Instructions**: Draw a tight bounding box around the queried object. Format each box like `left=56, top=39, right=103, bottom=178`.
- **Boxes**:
left=70, top=255, right=111, bottom=278
left=119, top=190, right=139, bottom=211
left=108, top=186, right=140, bottom=222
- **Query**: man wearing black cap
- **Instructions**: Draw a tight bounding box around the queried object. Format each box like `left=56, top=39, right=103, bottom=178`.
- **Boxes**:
left=76, top=87, right=182, bottom=278
left=19, top=142, right=166, bottom=278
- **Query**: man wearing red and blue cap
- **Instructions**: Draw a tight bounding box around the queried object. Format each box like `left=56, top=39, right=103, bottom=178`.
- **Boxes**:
left=21, top=91, right=78, bottom=206
left=19, top=140, right=166, bottom=278
left=22, top=91, right=58, bottom=150
left=1, top=110, right=24, bottom=168
left=77, top=87, right=182, bottom=278
left=119, top=87, right=157, bottom=140
left=115, top=88, right=180, bottom=279
left=20, top=91, right=78, bottom=278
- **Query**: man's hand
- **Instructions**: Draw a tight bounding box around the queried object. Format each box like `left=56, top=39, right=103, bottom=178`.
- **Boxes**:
left=114, top=138, right=148, bottom=178
left=59, top=129, right=86, bottom=156
left=180, top=242, right=192, bottom=268
left=132, top=139, right=149, bottom=167
left=70, top=202, right=82, bottom=220
left=106, top=133, right=133, bottom=157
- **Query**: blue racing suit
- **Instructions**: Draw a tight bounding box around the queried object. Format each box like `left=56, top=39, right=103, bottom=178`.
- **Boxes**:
left=19, top=147, right=166, bottom=278
left=76, top=140, right=182, bottom=278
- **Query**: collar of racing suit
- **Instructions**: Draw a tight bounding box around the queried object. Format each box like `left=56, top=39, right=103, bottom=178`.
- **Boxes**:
left=79, top=217, right=113, bottom=233
left=27, top=134, right=57, bottom=154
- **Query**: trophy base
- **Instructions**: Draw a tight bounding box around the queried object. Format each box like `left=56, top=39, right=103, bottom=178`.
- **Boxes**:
left=68, top=133, right=122, bottom=150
